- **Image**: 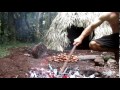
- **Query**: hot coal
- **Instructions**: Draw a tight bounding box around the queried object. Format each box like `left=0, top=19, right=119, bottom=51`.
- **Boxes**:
left=47, top=53, right=79, bottom=63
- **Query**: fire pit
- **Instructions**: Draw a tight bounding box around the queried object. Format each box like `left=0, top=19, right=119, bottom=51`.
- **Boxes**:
left=27, top=63, right=118, bottom=78
left=25, top=44, right=119, bottom=78
left=27, top=64, right=97, bottom=78
left=27, top=49, right=118, bottom=78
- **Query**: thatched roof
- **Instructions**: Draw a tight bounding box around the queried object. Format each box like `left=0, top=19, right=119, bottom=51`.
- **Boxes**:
left=44, top=12, right=112, bottom=51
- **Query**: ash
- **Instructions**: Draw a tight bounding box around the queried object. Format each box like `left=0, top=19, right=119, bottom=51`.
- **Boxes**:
left=27, top=64, right=108, bottom=78
left=102, top=70, right=116, bottom=77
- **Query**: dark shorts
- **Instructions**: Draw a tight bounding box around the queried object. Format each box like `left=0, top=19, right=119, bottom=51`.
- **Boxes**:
left=93, top=33, right=119, bottom=49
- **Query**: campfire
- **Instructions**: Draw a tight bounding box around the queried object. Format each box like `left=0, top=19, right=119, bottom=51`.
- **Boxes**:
left=27, top=44, right=118, bottom=78
left=27, top=63, right=117, bottom=78
left=28, top=64, right=93, bottom=78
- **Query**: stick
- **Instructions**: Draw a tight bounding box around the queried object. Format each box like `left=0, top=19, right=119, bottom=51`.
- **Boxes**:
left=59, top=45, right=77, bottom=74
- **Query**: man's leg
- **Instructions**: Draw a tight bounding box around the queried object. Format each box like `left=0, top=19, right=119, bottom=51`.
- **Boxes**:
left=89, top=41, right=119, bottom=62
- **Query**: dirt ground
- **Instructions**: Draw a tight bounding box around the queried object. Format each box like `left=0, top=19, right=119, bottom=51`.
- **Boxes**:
left=0, top=47, right=119, bottom=78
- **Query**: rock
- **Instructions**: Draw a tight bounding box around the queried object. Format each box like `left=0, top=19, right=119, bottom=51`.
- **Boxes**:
left=24, top=53, right=31, bottom=57
left=94, top=72, right=102, bottom=77
left=31, top=43, right=47, bottom=58
left=82, top=70, right=95, bottom=77
left=103, top=55, right=115, bottom=61
left=89, top=74, right=95, bottom=78
left=94, top=56, right=105, bottom=66
left=107, top=59, right=117, bottom=69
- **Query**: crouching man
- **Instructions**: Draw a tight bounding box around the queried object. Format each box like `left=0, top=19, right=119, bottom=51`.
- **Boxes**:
left=73, top=12, right=119, bottom=62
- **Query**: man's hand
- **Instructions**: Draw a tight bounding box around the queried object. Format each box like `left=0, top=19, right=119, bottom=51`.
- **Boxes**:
left=73, top=37, right=82, bottom=46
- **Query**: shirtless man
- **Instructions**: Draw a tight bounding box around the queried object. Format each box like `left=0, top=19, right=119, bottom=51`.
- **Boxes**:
left=73, top=12, right=119, bottom=61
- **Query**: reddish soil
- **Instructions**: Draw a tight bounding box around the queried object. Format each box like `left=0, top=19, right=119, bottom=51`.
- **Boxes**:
left=0, top=47, right=119, bottom=78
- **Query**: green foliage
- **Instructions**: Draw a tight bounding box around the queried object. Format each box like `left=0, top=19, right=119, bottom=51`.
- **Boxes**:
left=0, top=12, right=57, bottom=44
left=0, top=41, right=33, bottom=58
left=0, top=12, right=58, bottom=58
left=0, top=46, right=10, bottom=58
left=0, top=12, right=16, bottom=44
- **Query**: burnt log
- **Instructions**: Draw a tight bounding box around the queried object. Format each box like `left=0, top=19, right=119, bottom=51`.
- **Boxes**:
left=78, top=55, right=99, bottom=60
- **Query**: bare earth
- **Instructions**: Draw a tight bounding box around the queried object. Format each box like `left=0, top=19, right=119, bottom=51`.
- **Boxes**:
left=0, top=47, right=119, bottom=78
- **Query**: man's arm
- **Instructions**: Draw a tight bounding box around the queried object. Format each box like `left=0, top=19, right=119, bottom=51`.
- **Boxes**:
left=73, top=13, right=109, bottom=46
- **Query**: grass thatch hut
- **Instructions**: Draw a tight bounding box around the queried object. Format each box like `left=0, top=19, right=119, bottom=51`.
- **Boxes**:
left=44, top=12, right=112, bottom=51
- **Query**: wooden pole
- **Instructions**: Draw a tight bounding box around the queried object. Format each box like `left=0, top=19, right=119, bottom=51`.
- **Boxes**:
left=59, top=45, right=77, bottom=74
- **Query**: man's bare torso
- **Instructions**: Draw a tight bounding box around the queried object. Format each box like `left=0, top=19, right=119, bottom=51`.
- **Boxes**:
left=105, top=12, right=119, bottom=33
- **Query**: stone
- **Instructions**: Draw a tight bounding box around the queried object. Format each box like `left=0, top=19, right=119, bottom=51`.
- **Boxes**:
left=103, top=55, right=115, bottom=61
left=107, top=59, right=117, bottom=69
left=31, top=43, right=47, bottom=58
left=24, top=53, right=31, bottom=57
left=94, top=56, right=105, bottom=66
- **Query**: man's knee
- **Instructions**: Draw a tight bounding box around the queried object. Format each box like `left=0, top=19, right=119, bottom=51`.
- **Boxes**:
left=89, top=41, right=100, bottom=50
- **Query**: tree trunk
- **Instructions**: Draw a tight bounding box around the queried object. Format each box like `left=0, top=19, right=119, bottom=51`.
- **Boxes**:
left=0, top=12, right=8, bottom=44
left=7, top=12, right=16, bottom=42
